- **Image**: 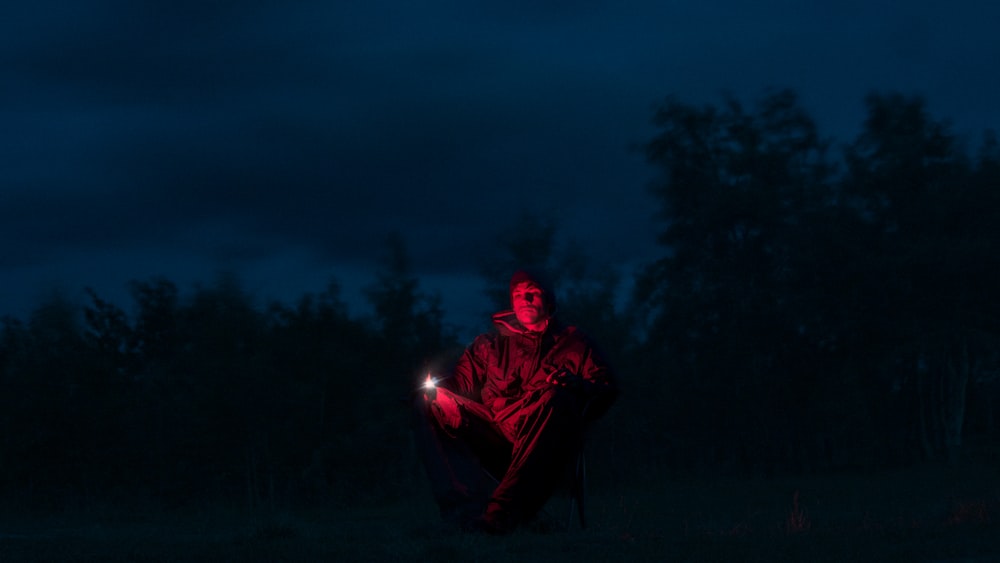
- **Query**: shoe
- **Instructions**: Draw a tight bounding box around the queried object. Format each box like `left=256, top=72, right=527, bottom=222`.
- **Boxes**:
left=442, top=501, right=486, bottom=531
left=464, top=504, right=517, bottom=535
left=464, top=515, right=512, bottom=535
left=524, top=511, right=562, bottom=534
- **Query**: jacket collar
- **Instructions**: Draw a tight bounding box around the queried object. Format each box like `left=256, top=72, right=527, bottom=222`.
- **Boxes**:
left=492, top=310, right=555, bottom=337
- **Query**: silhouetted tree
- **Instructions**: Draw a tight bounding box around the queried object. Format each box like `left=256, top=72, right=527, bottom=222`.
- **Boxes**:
left=842, top=93, right=1000, bottom=462
left=0, top=316, right=34, bottom=499
left=347, top=234, right=460, bottom=500
left=635, top=89, right=1000, bottom=473
left=636, top=89, right=838, bottom=474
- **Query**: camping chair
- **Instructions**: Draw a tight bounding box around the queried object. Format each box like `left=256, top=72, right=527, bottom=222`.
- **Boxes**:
left=567, top=435, right=588, bottom=529
left=566, top=397, right=595, bottom=529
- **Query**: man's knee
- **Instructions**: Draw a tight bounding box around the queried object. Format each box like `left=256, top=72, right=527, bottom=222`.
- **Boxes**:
left=534, top=385, right=585, bottom=414
left=512, top=387, right=587, bottom=440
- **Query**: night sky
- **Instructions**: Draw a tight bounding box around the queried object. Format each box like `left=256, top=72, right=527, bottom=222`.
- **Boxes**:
left=4, top=1, right=999, bottom=335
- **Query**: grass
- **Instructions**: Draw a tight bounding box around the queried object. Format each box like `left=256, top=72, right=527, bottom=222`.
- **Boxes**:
left=2, top=461, right=998, bottom=562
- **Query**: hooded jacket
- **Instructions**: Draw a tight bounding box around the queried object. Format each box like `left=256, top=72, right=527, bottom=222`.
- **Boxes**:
left=449, top=310, right=618, bottom=423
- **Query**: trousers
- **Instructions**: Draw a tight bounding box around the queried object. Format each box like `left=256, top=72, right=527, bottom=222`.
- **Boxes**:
left=413, top=385, right=585, bottom=523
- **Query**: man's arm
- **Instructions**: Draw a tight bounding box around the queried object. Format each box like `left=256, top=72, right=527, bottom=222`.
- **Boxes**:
left=446, top=334, right=492, bottom=402
left=546, top=335, right=618, bottom=419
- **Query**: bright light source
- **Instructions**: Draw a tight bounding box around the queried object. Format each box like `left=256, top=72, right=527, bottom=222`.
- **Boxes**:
left=423, top=374, right=436, bottom=390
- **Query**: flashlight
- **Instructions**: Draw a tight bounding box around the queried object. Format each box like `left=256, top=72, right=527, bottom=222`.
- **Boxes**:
left=423, top=373, right=437, bottom=400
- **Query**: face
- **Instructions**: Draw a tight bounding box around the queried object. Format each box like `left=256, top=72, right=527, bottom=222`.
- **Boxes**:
left=511, top=281, right=550, bottom=329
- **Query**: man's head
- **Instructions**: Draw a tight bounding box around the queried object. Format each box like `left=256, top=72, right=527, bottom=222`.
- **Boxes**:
left=509, top=269, right=555, bottom=331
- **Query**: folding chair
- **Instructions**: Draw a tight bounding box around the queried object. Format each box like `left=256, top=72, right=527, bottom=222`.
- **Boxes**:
left=567, top=439, right=588, bottom=529
left=566, top=395, right=597, bottom=530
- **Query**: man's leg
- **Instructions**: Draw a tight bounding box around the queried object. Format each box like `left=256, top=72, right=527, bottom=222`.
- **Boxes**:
left=412, top=389, right=511, bottom=526
left=484, top=387, right=585, bottom=529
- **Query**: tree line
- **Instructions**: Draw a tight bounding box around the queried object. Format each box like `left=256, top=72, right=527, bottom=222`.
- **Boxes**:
left=1, top=89, right=998, bottom=511
left=625, top=89, right=1000, bottom=476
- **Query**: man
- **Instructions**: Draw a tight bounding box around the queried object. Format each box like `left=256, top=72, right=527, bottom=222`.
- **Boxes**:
left=413, top=270, right=618, bottom=534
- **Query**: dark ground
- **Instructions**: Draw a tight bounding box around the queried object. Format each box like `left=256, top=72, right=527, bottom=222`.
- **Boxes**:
left=2, top=460, right=999, bottom=562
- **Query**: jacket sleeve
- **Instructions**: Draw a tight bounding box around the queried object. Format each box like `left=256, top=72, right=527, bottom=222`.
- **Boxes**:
left=448, top=334, right=492, bottom=402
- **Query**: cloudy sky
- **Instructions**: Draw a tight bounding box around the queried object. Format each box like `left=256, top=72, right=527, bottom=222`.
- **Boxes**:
left=3, top=0, right=999, bottom=334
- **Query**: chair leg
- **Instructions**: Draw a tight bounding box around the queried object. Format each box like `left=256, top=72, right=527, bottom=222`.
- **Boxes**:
left=577, top=451, right=586, bottom=528
left=568, top=449, right=587, bottom=529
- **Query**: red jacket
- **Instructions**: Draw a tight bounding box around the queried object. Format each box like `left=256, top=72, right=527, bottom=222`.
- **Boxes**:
left=449, top=310, right=618, bottom=421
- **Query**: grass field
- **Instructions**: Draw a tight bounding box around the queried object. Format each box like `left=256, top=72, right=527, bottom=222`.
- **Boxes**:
left=2, top=461, right=998, bottom=562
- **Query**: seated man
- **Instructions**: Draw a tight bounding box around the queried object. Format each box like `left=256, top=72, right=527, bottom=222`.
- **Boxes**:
left=413, top=270, right=618, bottom=534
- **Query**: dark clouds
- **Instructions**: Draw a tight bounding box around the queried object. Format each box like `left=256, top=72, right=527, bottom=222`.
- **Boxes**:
left=3, top=1, right=999, bottom=329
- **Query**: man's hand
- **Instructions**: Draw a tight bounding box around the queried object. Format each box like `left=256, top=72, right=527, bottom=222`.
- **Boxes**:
left=545, top=368, right=590, bottom=393
left=429, top=387, right=462, bottom=429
